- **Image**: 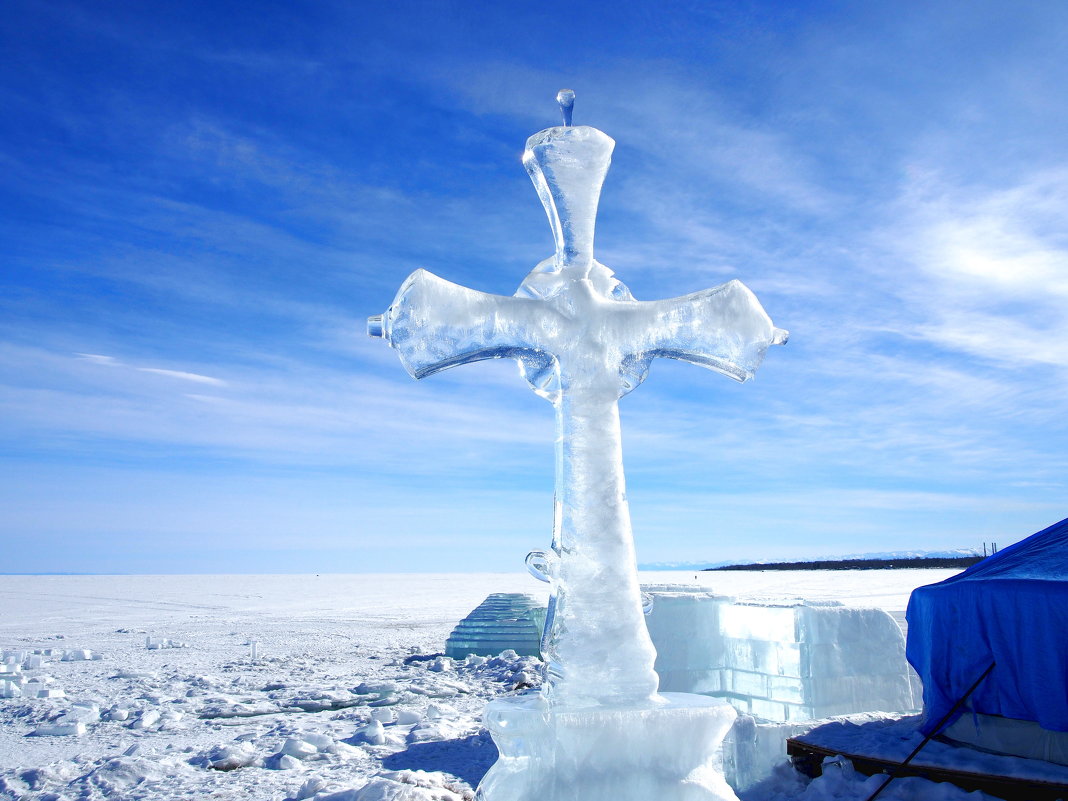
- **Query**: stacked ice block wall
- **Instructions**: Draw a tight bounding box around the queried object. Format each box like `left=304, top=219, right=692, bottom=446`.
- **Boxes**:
left=445, top=588, right=914, bottom=723
left=644, top=587, right=915, bottom=722
left=444, top=593, right=546, bottom=659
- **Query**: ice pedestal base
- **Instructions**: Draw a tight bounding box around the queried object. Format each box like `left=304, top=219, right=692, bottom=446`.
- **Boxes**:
left=476, top=692, right=740, bottom=801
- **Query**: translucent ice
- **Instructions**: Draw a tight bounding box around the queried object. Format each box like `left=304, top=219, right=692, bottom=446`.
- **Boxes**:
left=371, top=97, right=785, bottom=710
left=370, top=90, right=786, bottom=801
left=480, top=692, right=740, bottom=801
left=444, top=593, right=545, bottom=659
left=643, top=588, right=916, bottom=722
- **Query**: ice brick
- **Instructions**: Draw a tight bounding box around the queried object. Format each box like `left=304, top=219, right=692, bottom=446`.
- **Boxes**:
left=728, top=670, right=767, bottom=698
left=722, top=716, right=813, bottom=791
left=807, top=675, right=915, bottom=713
left=0, top=680, right=21, bottom=698
left=766, top=675, right=805, bottom=704
left=34, top=721, right=86, bottom=736
left=749, top=698, right=787, bottom=722
left=480, top=692, right=740, bottom=801
left=719, top=603, right=796, bottom=642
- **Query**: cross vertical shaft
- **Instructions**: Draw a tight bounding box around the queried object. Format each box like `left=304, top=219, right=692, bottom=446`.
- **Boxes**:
left=545, top=379, right=659, bottom=705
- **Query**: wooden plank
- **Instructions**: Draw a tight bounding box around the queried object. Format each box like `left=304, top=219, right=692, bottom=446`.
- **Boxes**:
left=787, top=737, right=1068, bottom=801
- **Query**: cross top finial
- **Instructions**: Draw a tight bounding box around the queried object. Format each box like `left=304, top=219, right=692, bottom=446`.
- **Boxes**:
left=556, top=89, right=575, bottom=127
left=524, top=91, right=613, bottom=274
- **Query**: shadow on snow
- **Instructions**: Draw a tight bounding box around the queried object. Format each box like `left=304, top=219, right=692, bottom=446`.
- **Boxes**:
left=382, top=731, right=499, bottom=788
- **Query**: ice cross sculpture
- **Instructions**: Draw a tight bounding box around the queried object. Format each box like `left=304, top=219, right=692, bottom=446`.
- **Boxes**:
left=369, top=91, right=786, bottom=708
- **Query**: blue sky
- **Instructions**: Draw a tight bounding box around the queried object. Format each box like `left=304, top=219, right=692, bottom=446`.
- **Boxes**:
left=2, top=0, right=1066, bottom=573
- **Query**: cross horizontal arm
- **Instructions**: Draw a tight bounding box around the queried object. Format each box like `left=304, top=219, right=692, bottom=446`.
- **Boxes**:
left=369, top=269, right=555, bottom=380
left=630, top=278, right=787, bottom=383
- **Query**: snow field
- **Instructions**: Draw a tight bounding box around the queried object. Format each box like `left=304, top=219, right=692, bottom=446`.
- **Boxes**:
left=0, top=574, right=550, bottom=800
left=0, top=570, right=975, bottom=800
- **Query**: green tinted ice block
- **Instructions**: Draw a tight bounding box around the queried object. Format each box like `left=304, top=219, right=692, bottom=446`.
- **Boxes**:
left=445, top=593, right=547, bottom=659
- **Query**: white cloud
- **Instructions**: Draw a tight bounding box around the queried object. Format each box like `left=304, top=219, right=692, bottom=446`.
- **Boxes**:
left=73, top=351, right=227, bottom=387
left=136, top=367, right=226, bottom=386
left=75, top=353, right=119, bottom=366
left=887, top=166, right=1068, bottom=368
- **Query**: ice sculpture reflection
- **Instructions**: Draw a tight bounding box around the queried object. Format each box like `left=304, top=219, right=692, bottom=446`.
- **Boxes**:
left=370, top=91, right=786, bottom=800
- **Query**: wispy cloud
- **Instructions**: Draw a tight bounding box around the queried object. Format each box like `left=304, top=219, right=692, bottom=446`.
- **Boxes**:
left=136, top=367, right=225, bottom=386
left=3, top=343, right=551, bottom=476
left=881, top=166, right=1068, bottom=369
left=75, top=353, right=119, bottom=366
left=76, top=352, right=226, bottom=386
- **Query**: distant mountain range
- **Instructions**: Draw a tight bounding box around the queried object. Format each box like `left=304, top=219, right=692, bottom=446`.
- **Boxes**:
left=639, top=548, right=983, bottom=571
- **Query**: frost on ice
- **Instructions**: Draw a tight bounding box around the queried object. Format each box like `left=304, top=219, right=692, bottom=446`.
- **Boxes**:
left=369, top=91, right=785, bottom=709
left=645, top=589, right=916, bottom=722
left=370, top=91, right=786, bottom=800
left=444, top=594, right=545, bottom=660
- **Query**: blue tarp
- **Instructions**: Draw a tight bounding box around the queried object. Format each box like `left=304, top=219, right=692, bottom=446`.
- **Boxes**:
left=906, top=517, right=1068, bottom=734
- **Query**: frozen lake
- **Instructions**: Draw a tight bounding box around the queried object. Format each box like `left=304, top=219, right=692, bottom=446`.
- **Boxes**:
left=0, top=568, right=957, bottom=641
left=0, top=570, right=966, bottom=801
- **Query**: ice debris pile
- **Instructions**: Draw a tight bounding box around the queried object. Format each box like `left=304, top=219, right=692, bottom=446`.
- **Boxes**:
left=146, top=636, right=188, bottom=650
left=444, top=593, right=546, bottom=660
left=645, top=587, right=916, bottom=722
left=1, top=647, right=101, bottom=703
left=0, top=630, right=544, bottom=801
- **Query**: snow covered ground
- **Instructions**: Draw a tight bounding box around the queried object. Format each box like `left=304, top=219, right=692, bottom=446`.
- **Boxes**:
left=0, top=570, right=1017, bottom=800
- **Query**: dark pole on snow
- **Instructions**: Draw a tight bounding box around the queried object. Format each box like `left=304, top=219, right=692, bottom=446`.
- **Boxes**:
left=862, top=661, right=996, bottom=801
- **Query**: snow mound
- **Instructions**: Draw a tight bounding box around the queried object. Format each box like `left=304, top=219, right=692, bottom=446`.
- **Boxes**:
left=321, top=770, right=473, bottom=801
left=194, top=742, right=263, bottom=771
left=81, top=756, right=170, bottom=794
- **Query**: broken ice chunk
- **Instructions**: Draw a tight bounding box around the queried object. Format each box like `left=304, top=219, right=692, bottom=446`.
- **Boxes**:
left=130, top=709, right=160, bottom=729
left=34, top=721, right=86, bottom=736
left=280, top=738, right=317, bottom=760
left=353, top=720, right=386, bottom=745
left=201, top=742, right=261, bottom=771
left=295, top=778, right=326, bottom=799
left=428, top=656, right=453, bottom=672
left=64, top=702, right=100, bottom=723
left=271, top=754, right=302, bottom=770
left=0, top=680, right=22, bottom=698
left=300, top=733, right=337, bottom=753
left=370, top=708, right=395, bottom=723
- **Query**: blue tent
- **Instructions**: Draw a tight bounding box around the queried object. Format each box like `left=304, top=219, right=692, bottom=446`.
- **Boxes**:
left=906, top=517, right=1068, bottom=735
